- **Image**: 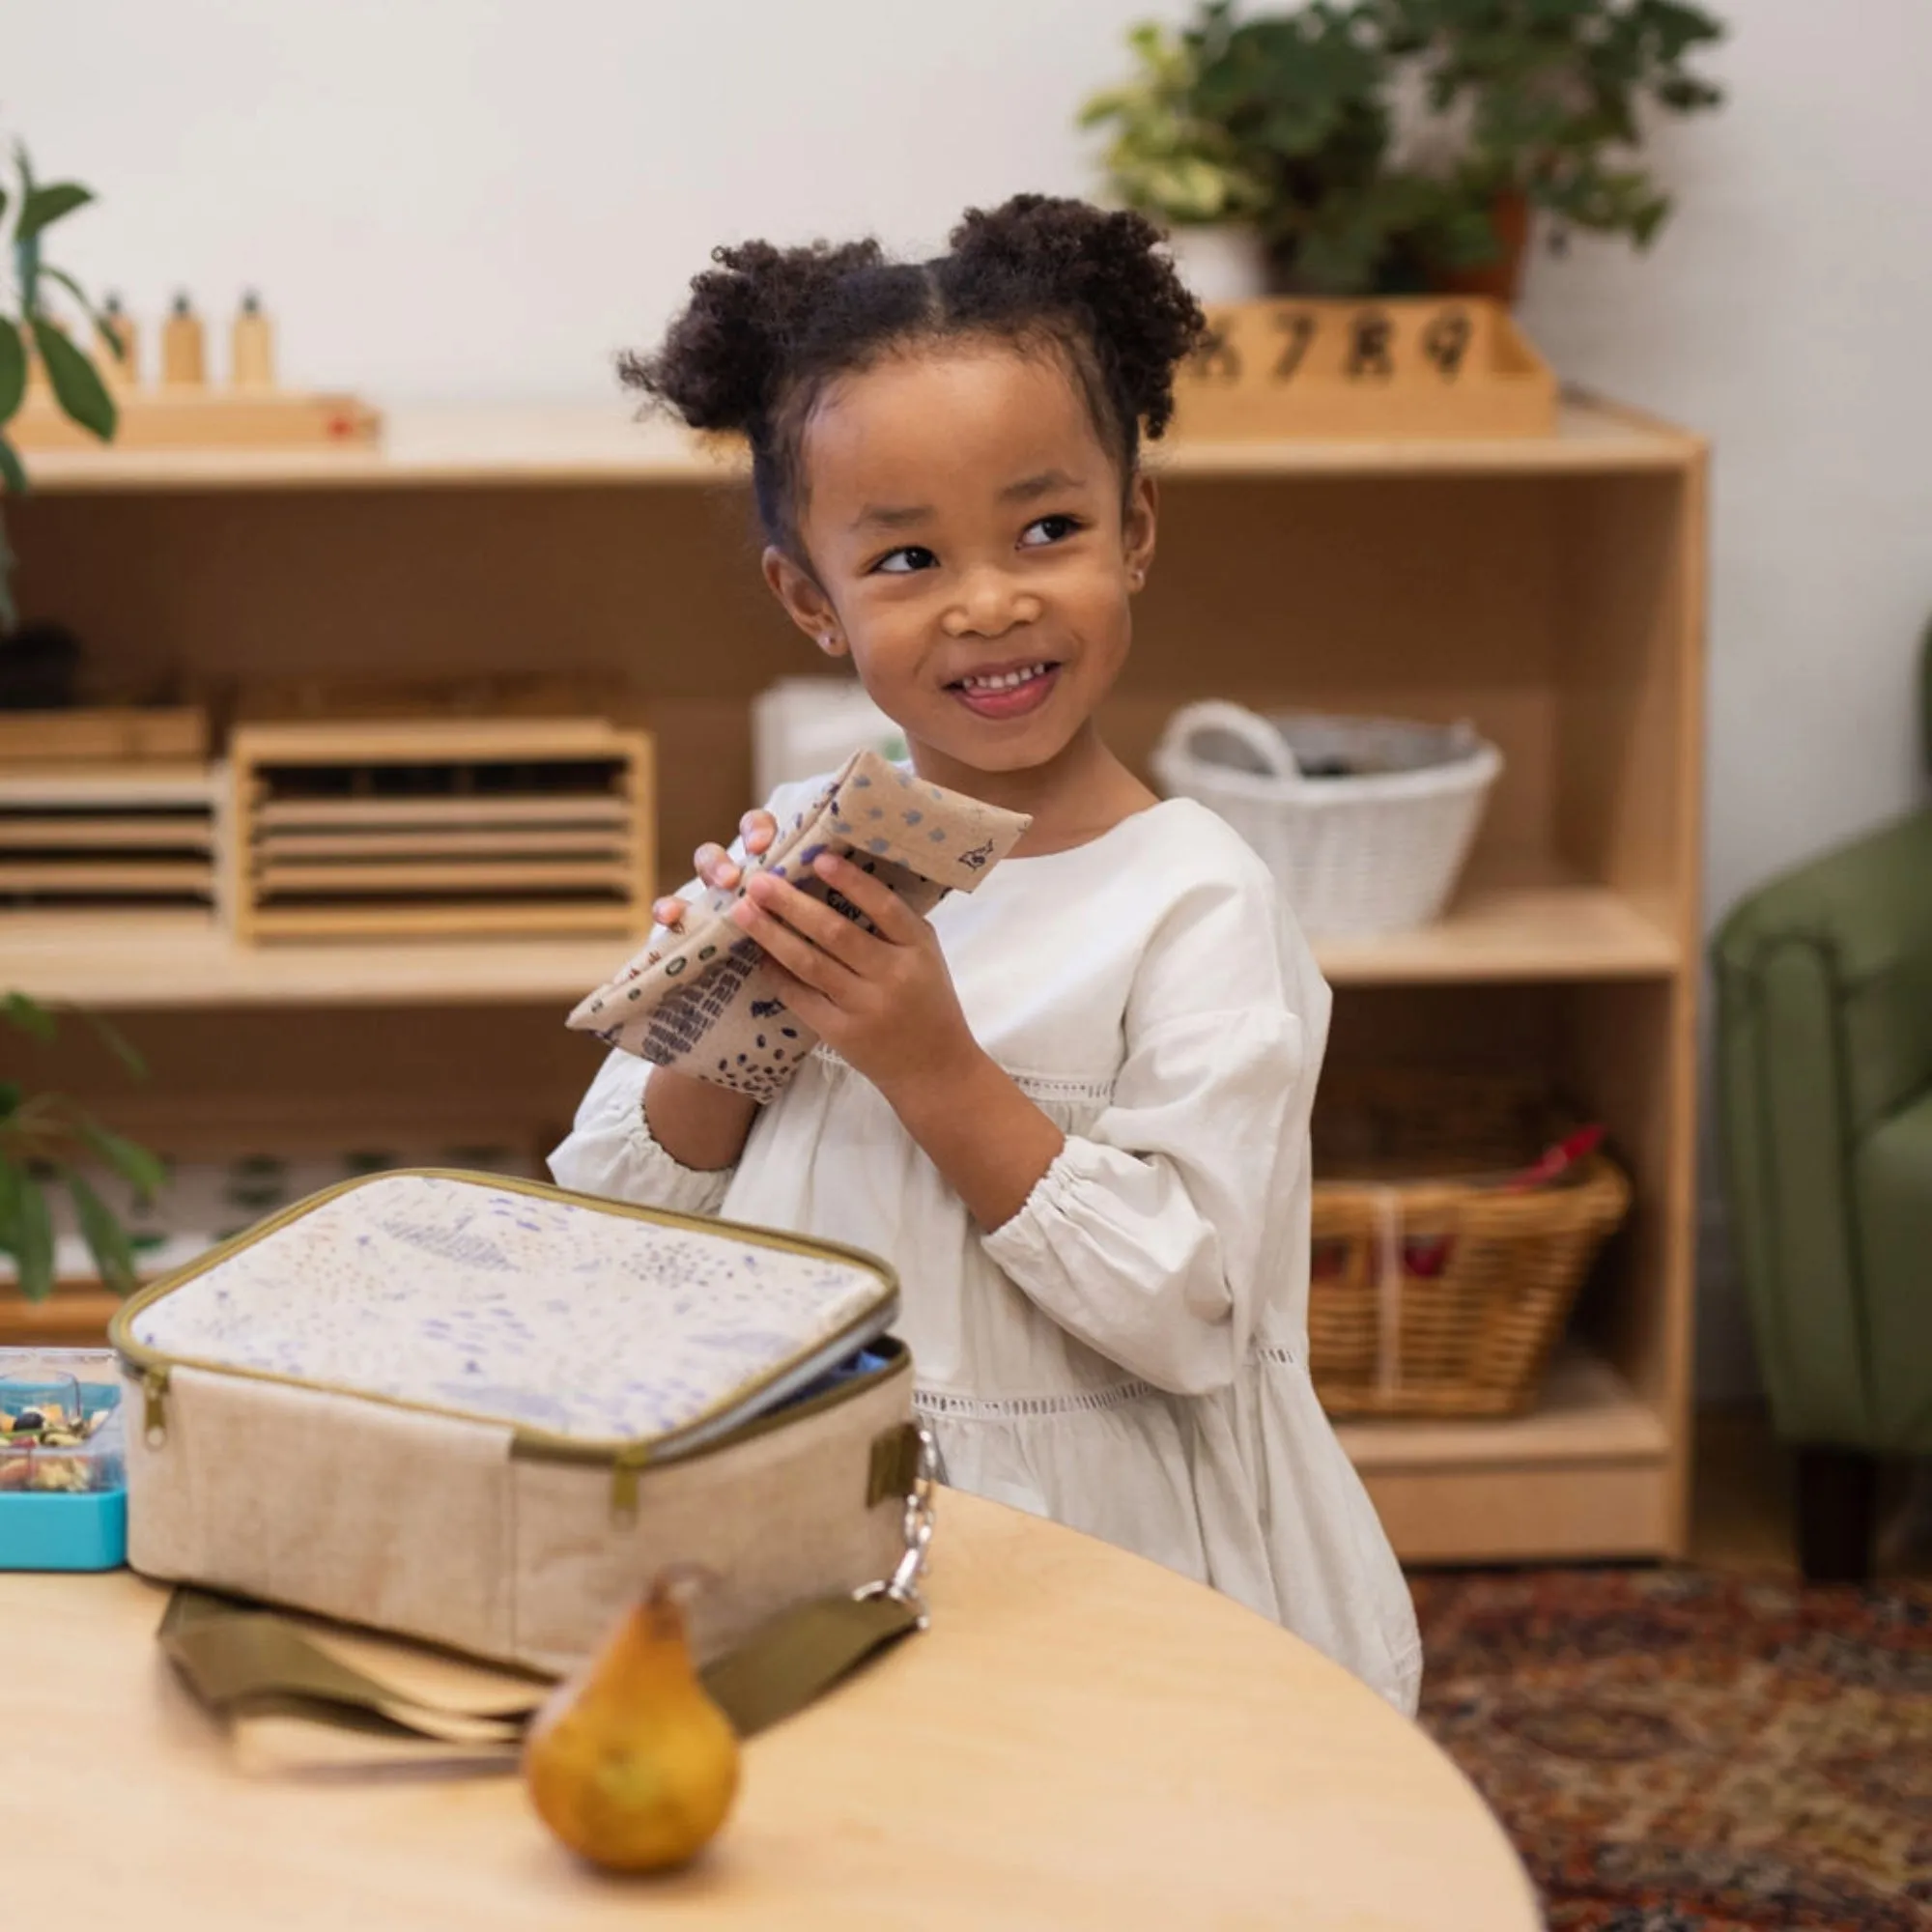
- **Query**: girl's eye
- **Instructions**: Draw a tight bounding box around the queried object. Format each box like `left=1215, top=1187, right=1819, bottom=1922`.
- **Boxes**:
left=872, top=546, right=939, bottom=576
left=1020, top=514, right=1084, bottom=548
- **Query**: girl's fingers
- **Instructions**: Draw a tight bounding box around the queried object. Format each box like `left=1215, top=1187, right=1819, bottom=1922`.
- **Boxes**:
left=651, top=895, right=689, bottom=928
left=810, top=853, right=922, bottom=942
left=694, top=841, right=740, bottom=892
left=742, top=810, right=779, bottom=856
left=733, top=895, right=857, bottom=995
left=745, top=870, right=884, bottom=972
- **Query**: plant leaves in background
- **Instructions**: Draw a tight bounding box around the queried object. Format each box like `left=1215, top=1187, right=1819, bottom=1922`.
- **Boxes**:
left=79, top=1007, right=147, bottom=1078
left=77, top=1121, right=167, bottom=1203
left=70, top=1168, right=137, bottom=1293
left=0, top=320, right=25, bottom=425
left=9, top=1173, right=54, bottom=1301
left=0, top=437, right=24, bottom=495
left=3, top=991, right=57, bottom=1042
left=30, top=318, right=116, bottom=442
left=14, top=181, right=94, bottom=242
left=40, top=266, right=121, bottom=356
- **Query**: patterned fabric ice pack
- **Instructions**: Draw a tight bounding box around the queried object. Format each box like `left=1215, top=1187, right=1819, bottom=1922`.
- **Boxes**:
left=568, top=749, right=1032, bottom=1098
left=111, top=1171, right=923, bottom=1674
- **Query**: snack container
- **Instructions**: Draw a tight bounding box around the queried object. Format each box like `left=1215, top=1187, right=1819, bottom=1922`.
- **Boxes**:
left=0, top=1349, right=128, bottom=1571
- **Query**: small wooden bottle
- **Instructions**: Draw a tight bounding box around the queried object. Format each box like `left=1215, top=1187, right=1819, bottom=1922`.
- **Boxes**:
left=98, top=294, right=138, bottom=390
left=230, top=290, right=274, bottom=390
left=160, top=293, right=206, bottom=387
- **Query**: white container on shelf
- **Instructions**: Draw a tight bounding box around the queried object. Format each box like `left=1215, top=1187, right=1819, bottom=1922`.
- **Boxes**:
left=753, top=676, right=907, bottom=801
left=1151, top=700, right=1503, bottom=938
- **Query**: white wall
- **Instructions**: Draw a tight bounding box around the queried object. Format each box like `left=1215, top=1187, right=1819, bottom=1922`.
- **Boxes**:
left=15, top=1, right=1931, bottom=1395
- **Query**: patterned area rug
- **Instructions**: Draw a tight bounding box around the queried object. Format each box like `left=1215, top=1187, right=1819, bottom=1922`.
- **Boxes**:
left=1410, top=1569, right=1932, bottom=1930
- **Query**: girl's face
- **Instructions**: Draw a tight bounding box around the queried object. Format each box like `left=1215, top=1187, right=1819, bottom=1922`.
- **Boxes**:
left=764, top=342, right=1156, bottom=788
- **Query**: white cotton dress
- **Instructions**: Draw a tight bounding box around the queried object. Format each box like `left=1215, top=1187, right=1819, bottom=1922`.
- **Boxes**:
left=550, top=779, right=1422, bottom=1716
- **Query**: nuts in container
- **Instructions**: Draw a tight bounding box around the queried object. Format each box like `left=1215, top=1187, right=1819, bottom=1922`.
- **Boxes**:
left=0, top=1350, right=128, bottom=1570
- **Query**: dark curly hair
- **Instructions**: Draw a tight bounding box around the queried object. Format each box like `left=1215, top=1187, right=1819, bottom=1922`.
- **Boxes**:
left=621, top=194, right=1205, bottom=558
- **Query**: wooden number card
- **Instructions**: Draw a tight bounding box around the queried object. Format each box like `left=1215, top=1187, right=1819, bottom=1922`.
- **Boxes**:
left=1170, top=297, right=1557, bottom=442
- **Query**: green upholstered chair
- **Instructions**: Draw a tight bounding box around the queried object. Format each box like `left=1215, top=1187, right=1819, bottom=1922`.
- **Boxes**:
left=1711, top=624, right=1932, bottom=1581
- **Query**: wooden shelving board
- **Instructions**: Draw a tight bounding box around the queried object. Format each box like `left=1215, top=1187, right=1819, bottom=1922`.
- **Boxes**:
left=18, top=393, right=1700, bottom=495
left=0, top=866, right=1678, bottom=1009
left=1338, top=1348, right=1677, bottom=1564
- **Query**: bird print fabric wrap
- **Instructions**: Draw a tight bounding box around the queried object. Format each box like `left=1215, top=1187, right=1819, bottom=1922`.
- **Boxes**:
left=568, top=750, right=1031, bottom=1100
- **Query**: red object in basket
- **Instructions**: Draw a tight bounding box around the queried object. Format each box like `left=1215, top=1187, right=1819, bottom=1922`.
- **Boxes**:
left=1500, top=1125, right=1605, bottom=1195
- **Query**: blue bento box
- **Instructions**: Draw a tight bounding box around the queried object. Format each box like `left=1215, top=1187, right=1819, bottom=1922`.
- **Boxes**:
left=0, top=1350, right=128, bottom=1571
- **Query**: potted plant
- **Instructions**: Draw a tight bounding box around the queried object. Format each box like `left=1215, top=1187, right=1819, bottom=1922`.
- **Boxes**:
left=1185, top=0, right=1495, bottom=296
left=1078, top=21, right=1274, bottom=300
left=1081, top=2, right=1722, bottom=303
left=1377, top=0, right=1724, bottom=300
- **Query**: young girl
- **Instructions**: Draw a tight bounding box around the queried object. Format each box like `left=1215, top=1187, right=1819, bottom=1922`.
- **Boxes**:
left=551, top=195, right=1421, bottom=1715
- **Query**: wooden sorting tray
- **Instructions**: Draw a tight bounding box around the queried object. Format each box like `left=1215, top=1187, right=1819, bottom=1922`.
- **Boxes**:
left=230, top=718, right=655, bottom=942
left=0, top=765, right=220, bottom=915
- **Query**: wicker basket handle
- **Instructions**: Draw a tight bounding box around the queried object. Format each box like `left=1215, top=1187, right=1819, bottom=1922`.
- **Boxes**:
left=1154, top=701, right=1302, bottom=784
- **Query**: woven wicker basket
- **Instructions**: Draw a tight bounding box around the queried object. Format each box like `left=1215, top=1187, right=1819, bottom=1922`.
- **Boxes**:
left=1150, top=701, right=1503, bottom=938
left=1308, top=1074, right=1631, bottom=1420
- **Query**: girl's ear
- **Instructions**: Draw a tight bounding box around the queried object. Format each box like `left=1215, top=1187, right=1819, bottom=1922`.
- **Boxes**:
left=1122, top=471, right=1157, bottom=592
left=762, top=546, right=847, bottom=656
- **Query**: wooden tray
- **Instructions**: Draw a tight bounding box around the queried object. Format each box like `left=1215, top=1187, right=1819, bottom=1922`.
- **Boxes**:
left=0, top=708, right=209, bottom=765
left=9, top=388, right=380, bottom=453
left=0, top=763, right=220, bottom=915
left=1171, top=297, right=1557, bottom=441
left=230, top=717, right=654, bottom=942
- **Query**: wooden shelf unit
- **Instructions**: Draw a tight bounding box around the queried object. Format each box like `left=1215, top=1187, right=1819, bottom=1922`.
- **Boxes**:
left=1, top=395, right=1706, bottom=1565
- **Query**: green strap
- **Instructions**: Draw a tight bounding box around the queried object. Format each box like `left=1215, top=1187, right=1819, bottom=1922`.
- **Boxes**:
left=158, top=1585, right=921, bottom=1754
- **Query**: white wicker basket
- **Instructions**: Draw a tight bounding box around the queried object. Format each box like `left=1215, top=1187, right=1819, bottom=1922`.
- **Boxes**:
left=1151, top=702, right=1503, bottom=937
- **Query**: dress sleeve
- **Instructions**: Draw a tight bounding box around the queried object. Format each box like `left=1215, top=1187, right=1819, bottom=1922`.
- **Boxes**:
left=980, top=855, right=1329, bottom=1397
left=546, top=1048, right=736, bottom=1217
left=546, top=787, right=812, bottom=1216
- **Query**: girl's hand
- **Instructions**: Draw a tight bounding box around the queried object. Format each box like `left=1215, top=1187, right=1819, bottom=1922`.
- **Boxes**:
left=652, top=810, right=779, bottom=929
left=730, top=851, right=980, bottom=1099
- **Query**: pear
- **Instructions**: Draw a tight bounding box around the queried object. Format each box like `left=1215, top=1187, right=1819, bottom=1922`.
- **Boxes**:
left=522, top=1573, right=741, bottom=1872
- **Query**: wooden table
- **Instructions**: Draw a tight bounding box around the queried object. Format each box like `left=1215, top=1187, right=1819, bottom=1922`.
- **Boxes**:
left=5, top=1492, right=1538, bottom=1930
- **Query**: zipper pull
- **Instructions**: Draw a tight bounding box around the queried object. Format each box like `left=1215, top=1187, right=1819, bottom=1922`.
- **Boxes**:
left=610, top=1443, right=650, bottom=1524
left=141, top=1366, right=171, bottom=1447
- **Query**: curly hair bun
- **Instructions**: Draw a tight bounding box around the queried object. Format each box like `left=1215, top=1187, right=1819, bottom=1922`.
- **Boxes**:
left=620, top=237, right=887, bottom=434
left=947, top=195, right=1203, bottom=440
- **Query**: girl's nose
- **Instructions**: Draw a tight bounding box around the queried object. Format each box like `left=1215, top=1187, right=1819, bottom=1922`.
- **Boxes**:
left=943, top=568, right=1042, bottom=639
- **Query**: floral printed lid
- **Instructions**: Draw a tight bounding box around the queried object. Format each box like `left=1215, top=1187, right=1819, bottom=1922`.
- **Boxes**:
left=116, top=1172, right=897, bottom=1451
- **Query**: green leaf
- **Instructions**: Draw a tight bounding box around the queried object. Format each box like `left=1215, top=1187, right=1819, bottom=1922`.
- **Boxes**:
left=10, top=1173, right=54, bottom=1301
left=15, top=182, right=95, bottom=242
left=80, top=1008, right=147, bottom=1079
left=3, top=992, right=57, bottom=1042
left=0, top=436, right=25, bottom=497
left=76, top=1122, right=167, bottom=1203
left=0, top=1080, right=21, bottom=1119
left=29, top=318, right=116, bottom=443
left=0, top=319, right=25, bottom=425
left=69, top=1168, right=137, bottom=1294
left=39, top=267, right=119, bottom=354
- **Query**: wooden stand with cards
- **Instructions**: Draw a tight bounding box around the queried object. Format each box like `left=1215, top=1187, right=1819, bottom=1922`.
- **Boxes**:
left=229, top=700, right=655, bottom=943
left=1171, top=297, right=1557, bottom=441
left=8, top=293, right=380, bottom=453
left=0, top=707, right=220, bottom=918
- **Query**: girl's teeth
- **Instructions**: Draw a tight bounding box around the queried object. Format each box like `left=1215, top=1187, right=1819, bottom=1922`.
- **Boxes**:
left=962, top=663, right=1048, bottom=692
